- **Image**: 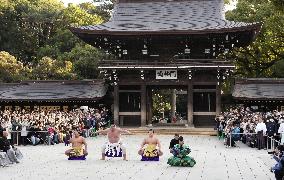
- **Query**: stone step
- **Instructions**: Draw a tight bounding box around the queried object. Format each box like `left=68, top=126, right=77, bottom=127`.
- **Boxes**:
left=152, top=123, right=187, bottom=127
left=129, top=131, right=216, bottom=135
left=123, top=127, right=217, bottom=136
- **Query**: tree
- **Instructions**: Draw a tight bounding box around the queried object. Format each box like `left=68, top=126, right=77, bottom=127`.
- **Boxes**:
left=34, top=2, right=104, bottom=61
left=32, top=56, right=75, bottom=80
left=152, top=90, right=171, bottom=118
left=0, top=51, right=31, bottom=82
left=62, top=3, right=103, bottom=26
left=36, top=2, right=105, bottom=79
left=224, top=0, right=284, bottom=78
left=62, top=44, right=104, bottom=79
left=92, top=0, right=114, bottom=22
left=36, top=29, right=80, bottom=60
left=0, top=0, right=112, bottom=81
left=0, top=0, right=65, bottom=63
left=0, top=0, right=104, bottom=67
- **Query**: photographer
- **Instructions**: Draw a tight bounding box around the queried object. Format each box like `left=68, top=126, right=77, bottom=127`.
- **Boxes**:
left=215, top=115, right=225, bottom=140
left=272, top=145, right=284, bottom=180
left=0, top=131, right=21, bottom=164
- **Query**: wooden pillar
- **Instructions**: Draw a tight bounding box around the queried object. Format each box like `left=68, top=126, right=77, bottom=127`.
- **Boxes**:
left=141, top=84, right=147, bottom=126
left=171, top=89, right=177, bottom=122
left=187, top=81, right=193, bottom=126
left=147, top=89, right=153, bottom=125
left=113, top=85, right=119, bottom=126
left=216, top=83, right=221, bottom=115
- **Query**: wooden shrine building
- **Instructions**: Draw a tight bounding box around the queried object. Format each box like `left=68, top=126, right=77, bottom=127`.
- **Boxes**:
left=233, top=78, right=284, bottom=112
left=0, top=80, right=108, bottom=111
left=71, top=0, right=261, bottom=127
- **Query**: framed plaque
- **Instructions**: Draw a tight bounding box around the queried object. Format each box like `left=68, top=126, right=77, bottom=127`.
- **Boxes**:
left=156, top=70, right=177, bottom=79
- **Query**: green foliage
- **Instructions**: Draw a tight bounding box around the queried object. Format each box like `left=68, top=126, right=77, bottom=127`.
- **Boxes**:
left=63, top=3, right=103, bottom=26
left=92, top=0, right=114, bottom=22
left=0, top=0, right=64, bottom=62
left=225, top=0, right=284, bottom=78
left=62, top=44, right=104, bottom=79
left=224, top=0, right=231, bottom=5
left=271, top=60, right=284, bottom=78
left=32, top=56, right=75, bottom=80
left=152, top=91, right=171, bottom=116
left=271, top=0, right=284, bottom=12
left=0, top=0, right=106, bottom=82
left=36, top=29, right=80, bottom=60
left=0, top=51, right=31, bottom=82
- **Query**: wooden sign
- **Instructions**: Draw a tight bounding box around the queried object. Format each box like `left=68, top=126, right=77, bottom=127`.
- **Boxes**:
left=156, top=70, right=177, bottom=79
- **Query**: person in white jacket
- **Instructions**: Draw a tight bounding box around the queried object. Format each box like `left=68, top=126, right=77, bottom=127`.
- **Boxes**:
left=278, top=119, right=284, bottom=145
left=20, top=119, right=29, bottom=146
left=255, top=118, right=267, bottom=150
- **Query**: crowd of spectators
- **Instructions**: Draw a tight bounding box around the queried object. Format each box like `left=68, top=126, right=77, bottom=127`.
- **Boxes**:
left=0, top=107, right=111, bottom=146
left=215, top=106, right=284, bottom=149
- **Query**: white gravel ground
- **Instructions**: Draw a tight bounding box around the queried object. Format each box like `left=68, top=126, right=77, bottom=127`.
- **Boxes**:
left=0, top=135, right=276, bottom=180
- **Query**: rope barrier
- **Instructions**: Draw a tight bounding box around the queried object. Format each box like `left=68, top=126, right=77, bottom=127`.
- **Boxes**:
left=227, top=132, right=283, bottom=152
left=9, top=131, right=49, bottom=146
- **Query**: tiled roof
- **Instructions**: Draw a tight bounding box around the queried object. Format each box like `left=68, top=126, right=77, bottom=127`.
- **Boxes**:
left=71, top=0, right=260, bottom=34
left=232, top=79, right=284, bottom=100
left=0, top=80, right=107, bottom=101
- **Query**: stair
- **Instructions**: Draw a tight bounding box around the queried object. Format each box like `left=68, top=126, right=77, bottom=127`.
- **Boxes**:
left=153, top=123, right=187, bottom=127
left=123, top=127, right=217, bottom=136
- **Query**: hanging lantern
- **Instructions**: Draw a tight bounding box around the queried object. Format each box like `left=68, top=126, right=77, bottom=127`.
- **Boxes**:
left=188, top=70, right=192, bottom=80
left=140, top=70, right=144, bottom=80
left=184, top=48, right=190, bottom=54
left=217, top=69, right=220, bottom=85
left=225, top=34, right=229, bottom=41
left=142, top=49, right=148, bottom=55
left=204, top=49, right=210, bottom=54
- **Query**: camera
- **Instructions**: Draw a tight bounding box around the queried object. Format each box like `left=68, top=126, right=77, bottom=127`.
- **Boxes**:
left=268, top=151, right=275, bottom=154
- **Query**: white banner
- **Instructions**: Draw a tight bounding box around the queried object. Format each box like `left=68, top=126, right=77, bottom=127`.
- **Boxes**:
left=156, top=70, right=177, bottom=79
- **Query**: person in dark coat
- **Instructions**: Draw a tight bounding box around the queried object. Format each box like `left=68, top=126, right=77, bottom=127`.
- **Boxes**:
left=0, top=132, right=11, bottom=152
left=11, top=119, right=20, bottom=145
left=169, top=134, right=179, bottom=151
left=0, top=125, right=4, bottom=137
left=272, top=145, right=284, bottom=180
left=0, top=131, right=20, bottom=163
left=266, top=118, right=277, bottom=149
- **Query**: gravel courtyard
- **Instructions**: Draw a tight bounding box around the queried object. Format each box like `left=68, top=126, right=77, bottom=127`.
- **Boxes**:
left=0, top=135, right=276, bottom=180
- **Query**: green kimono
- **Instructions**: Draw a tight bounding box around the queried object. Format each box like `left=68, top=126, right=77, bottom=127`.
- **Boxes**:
left=167, top=144, right=196, bottom=167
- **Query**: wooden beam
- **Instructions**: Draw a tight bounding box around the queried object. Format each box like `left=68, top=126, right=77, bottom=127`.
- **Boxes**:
left=118, top=81, right=189, bottom=86
left=119, top=112, right=141, bottom=115
left=118, top=90, right=141, bottom=92
left=193, top=112, right=216, bottom=115
left=193, top=89, right=216, bottom=92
